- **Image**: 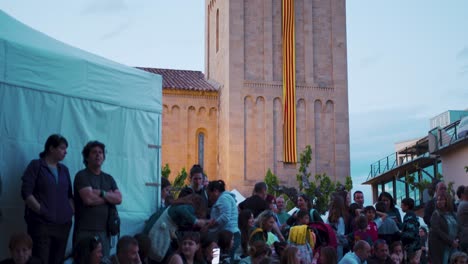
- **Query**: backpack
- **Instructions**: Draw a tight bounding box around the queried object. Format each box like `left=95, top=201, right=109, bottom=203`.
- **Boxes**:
left=308, top=222, right=338, bottom=249
left=249, top=228, right=267, bottom=244
left=107, top=204, right=120, bottom=237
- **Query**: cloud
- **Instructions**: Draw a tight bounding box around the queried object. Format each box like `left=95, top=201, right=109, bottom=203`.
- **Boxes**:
left=359, top=53, right=383, bottom=69
left=80, top=0, right=127, bottom=15
left=100, top=19, right=133, bottom=40
left=457, top=46, right=468, bottom=76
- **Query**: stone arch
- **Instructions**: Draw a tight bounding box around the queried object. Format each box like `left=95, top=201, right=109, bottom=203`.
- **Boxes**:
left=297, top=98, right=307, bottom=154
left=171, top=105, right=180, bottom=114
left=244, top=95, right=254, bottom=180
left=324, top=100, right=335, bottom=177
left=314, top=100, right=322, bottom=174
left=273, top=97, right=282, bottom=176
left=198, top=106, right=207, bottom=116
left=209, top=107, right=217, bottom=117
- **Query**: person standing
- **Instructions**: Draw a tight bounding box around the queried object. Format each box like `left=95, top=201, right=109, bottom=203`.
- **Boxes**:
left=429, top=192, right=459, bottom=264
left=178, top=165, right=209, bottom=215
left=457, top=186, right=468, bottom=253
left=352, top=191, right=364, bottom=209
left=21, top=134, right=74, bottom=264
left=74, top=141, right=122, bottom=257
left=238, top=182, right=269, bottom=218
left=424, top=181, right=450, bottom=227
left=207, top=180, right=240, bottom=259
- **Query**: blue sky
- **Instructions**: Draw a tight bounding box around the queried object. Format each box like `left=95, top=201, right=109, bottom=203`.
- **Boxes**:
left=1, top=0, right=467, bottom=204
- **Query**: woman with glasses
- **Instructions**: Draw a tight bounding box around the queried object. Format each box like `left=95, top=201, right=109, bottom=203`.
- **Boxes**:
left=21, top=134, right=74, bottom=264
left=72, top=236, right=103, bottom=264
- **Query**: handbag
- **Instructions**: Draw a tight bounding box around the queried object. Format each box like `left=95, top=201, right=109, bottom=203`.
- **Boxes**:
left=107, top=204, right=120, bottom=236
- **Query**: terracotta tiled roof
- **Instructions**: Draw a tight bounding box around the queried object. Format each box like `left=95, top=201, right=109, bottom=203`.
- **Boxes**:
left=137, top=67, right=218, bottom=92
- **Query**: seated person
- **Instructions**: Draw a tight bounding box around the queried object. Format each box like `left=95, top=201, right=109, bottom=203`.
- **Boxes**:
left=73, top=236, right=103, bottom=264
left=0, top=233, right=41, bottom=264
left=109, top=236, right=141, bottom=264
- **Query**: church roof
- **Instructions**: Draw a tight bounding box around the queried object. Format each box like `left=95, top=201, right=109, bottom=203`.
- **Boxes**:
left=137, top=67, right=217, bottom=92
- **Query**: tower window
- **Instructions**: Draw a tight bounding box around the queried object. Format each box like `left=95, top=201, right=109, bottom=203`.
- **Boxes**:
left=198, top=132, right=205, bottom=168
left=216, top=9, right=219, bottom=52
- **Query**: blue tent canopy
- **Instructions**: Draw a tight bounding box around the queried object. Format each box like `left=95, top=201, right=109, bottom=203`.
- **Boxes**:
left=0, top=10, right=162, bottom=257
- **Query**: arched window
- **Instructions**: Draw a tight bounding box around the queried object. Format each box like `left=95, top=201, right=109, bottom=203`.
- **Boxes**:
left=216, top=9, right=219, bottom=52
left=198, top=132, right=205, bottom=168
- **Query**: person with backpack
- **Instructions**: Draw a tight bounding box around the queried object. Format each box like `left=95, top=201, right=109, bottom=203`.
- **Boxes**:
left=148, top=194, right=211, bottom=262
left=74, top=141, right=122, bottom=258
left=249, top=211, right=278, bottom=246
left=288, top=210, right=315, bottom=264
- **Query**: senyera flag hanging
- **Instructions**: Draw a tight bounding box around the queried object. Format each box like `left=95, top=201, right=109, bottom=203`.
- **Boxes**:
left=282, top=0, right=297, bottom=163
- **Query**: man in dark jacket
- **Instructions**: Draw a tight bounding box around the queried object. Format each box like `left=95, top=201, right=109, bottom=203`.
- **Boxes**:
left=238, top=182, right=269, bottom=218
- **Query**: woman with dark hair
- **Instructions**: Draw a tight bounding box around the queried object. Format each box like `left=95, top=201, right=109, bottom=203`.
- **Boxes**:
left=149, top=194, right=211, bottom=262
left=238, top=209, right=255, bottom=257
left=207, top=180, right=240, bottom=258
left=286, top=194, right=323, bottom=227
left=20, top=134, right=74, bottom=264
left=217, top=230, right=234, bottom=263
left=72, top=236, right=103, bottom=264
left=201, top=234, right=218, bottom=264
left=429, top=193, right=460, bottom=264
left=326, top=195, right=349, bottom=260
left=168, top=232, right=205, bottom=264
left=378, top=192, right=402, bottom=226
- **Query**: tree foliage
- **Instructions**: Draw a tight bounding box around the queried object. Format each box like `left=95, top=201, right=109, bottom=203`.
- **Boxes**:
left=265, top=168, right=280, bottom=196
left=161, top=163, right=171, bottom=179
left=293, top=145, right=353, bottom=215
left=172, top=167, right=188, bottom=197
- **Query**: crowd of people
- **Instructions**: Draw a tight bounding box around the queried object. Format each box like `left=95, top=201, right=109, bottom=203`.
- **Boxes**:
left=2, top=134, right=468, bottom=264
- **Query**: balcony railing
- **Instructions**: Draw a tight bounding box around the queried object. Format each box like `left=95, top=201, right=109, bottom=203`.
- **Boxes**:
left=429, top=118, right=467, bottom=152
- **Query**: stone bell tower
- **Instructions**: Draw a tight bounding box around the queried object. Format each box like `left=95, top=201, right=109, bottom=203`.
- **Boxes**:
left=205, top=0, right=350, bottom=194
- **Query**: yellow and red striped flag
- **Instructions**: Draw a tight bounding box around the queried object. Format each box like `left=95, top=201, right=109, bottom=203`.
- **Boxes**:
left=282, top=0, right=297, bottom=163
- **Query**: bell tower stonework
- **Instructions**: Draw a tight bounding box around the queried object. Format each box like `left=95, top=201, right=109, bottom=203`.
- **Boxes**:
left=205, top=0, right=350, bottom=194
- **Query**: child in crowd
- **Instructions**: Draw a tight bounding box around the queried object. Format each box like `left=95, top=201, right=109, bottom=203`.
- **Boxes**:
left=348, top=215, right=373, bottom=248
left=450, top=251, right=468, bottom=264
left=288, top=210, right=315, bottom=264
left=400, top=198, right=421, bottom=264
left=363, top=205, right=387, bottom=243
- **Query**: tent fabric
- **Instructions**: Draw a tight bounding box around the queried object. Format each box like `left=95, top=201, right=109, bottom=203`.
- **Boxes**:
left=0, top=11, right=162, bottom=258
left=0, top=10, right=162, bottom=113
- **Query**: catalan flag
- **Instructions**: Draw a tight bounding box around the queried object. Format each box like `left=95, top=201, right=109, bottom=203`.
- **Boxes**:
left=282, top=0, right=297, bottom=163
